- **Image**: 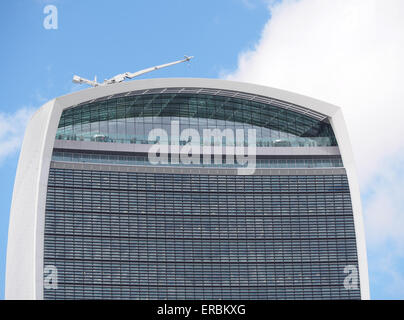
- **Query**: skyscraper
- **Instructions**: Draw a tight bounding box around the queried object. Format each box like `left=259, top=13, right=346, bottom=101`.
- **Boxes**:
left=6, top=78, right=369, bottom=299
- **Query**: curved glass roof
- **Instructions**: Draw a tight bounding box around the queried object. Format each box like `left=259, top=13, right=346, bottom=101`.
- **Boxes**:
left=56, top=92, right=337, bottom=147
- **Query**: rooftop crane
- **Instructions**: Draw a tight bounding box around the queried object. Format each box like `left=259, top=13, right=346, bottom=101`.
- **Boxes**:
left=72, top=55, right=194, bottom=87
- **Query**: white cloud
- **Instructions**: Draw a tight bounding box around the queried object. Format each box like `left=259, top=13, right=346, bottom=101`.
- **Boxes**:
left=224, top=0, right=404, bottom=298
left=226, top=0, right=404, bottom=182
left=364, top=154, right=404, bottom=239
left=0, top=108, right=36, bottom=163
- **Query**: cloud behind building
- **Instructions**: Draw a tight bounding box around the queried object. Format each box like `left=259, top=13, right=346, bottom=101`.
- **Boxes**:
left=224, top=0, right=404, bottom=298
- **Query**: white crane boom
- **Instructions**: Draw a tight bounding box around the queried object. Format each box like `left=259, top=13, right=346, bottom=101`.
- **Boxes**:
left=73, top=56, right=193, bottom=87
left=72, top=75, right=100, bottom=87
left=125, top=56, right=193, bottom=79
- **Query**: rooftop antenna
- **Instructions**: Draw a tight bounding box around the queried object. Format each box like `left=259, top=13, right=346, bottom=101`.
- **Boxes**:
left=73, top=55, right=194, bottom=87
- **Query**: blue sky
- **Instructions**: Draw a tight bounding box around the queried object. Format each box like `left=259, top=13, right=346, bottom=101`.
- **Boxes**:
left=0, top=0, right=271, bottom=300
left=1, top=0, right=404, bottom=300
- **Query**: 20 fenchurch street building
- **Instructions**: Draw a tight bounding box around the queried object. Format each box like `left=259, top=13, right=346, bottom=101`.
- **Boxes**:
left=6, top=78, right=369, bottom=300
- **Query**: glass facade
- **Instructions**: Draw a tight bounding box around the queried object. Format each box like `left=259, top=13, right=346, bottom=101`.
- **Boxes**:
left=44, top=168, right=360, bottom=300
left=43, top=90, right=360, bottom=300
left=52, top=150, right=344, bottom=169
left=56, top=93, right=337, bottom=148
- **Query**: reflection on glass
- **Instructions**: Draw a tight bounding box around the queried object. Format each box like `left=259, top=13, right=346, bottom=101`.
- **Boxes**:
left=52, top=151, right=343, bottom=169
left=56, top=94, right=337, bottom=147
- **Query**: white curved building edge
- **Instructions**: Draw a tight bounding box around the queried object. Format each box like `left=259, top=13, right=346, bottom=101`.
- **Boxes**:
left=5, top=78, right=370, bottom=299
